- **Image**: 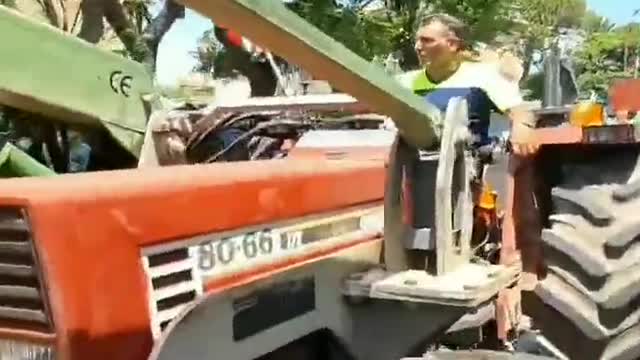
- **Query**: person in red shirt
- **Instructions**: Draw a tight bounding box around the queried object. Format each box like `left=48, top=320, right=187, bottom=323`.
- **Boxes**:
left=213, top=25, right=277, bottom=97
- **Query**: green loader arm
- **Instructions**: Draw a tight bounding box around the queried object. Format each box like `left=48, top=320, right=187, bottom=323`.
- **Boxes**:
left=0, top=143, right=56, bottom=177
left=0, top=7, right=154, bottom=158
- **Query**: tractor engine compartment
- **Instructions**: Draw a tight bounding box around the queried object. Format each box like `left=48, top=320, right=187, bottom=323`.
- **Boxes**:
left=154, top=102, right=388, bottom=164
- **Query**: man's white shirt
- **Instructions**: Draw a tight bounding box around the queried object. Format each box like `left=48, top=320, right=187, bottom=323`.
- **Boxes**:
left=396, top=61, right=524, bottom=112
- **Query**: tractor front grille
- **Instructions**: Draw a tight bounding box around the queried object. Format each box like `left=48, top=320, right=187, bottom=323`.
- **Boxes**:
left=142, top=246, right=203, bottom=339
left=0, top=338, right=54, bottom=359
left=0, top=207, right=51, bottom=331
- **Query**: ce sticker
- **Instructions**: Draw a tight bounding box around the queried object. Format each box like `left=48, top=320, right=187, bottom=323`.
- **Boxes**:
left=109, top=71, right=133, bottom=97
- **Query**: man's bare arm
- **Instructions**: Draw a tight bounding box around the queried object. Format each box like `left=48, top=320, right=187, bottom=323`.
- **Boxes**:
left=506, top=105, right=539, bottom=156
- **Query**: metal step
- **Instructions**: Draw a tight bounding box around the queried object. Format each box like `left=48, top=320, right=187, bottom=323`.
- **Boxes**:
left=343, top=262, right=520, bottom=308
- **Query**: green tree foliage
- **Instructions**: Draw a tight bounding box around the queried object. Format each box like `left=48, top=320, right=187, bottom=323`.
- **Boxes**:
left=191, top=28, right=219, bottom=74
left=286, top=0, right=399, bottom=61
left=515, top=0, right=585, bottom=37
left=581, top=9, right=614, bottom=34
left=193, top=0, right=638, bottom=101
left=383, top=0, right=516, bottom=68
left=192, top=0, right=523, bottom=73
left=574, top=24, right=640, bottom=98
left=511, top=0, right=586, bottom=84
left=375, top=0, right=421, bottom=68
left=0, top=0, right=16, bottom=8
left=122, top=0, right=153, bottom=34
left=423, top=0, right=515, bottom=43
left=193, top=0, right=405, bottom=76
left=618, top=22, right=640, bottom=70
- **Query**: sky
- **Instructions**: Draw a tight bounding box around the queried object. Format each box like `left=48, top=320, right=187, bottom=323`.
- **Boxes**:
left=155, top=0, right=639, bottom=86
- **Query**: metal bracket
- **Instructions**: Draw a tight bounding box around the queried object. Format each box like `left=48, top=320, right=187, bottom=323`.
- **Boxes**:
left=383, top=98, right=474, bottom=275
left=343, top=262, right=521, bottom=308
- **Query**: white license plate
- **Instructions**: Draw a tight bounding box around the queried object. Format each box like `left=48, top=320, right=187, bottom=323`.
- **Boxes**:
left=197, top=228, right=303, bottom=277
left=195, top=207, right=383, bottom=278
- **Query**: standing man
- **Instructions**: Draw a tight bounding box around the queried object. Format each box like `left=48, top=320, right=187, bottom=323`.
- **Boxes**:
left=397, top=13, right=538, bottom=155
left=398, top=12, right=542, bottom=258
left=397, top=13, right=543, bottom=281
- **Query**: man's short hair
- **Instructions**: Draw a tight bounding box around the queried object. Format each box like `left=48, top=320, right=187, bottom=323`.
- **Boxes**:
left=417, top=13, right=470, bottom=49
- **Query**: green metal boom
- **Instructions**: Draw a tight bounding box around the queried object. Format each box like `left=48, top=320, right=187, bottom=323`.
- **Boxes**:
left=0, top=143, right=56, bottom=177
left=0, top=7, right=154, bottom=157
left=179, top=0, right=441, bottom=149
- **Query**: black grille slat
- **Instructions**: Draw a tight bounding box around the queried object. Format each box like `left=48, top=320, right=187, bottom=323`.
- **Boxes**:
left=159, top=320, right=171, bottom=331
left=0, top=242, right=32, bottom=255
left=0, top=252, right=34, bottom=267
left=0, top=285, right=40, bottom=300
left=0, top=207, right=51, bottom=331
left=156, top=291, right=197, bottom=312
left=0, top=307, right=47, bottom=324
left=0, top=274, right=39, bottom=288
left=0, top=223, right=29, bottom=236
left=151, top=270, right=192, bottom=290
left=148, top=248, right=189, bottom=267
left=0, top=221, right=30, bottom=245
left=0, top=221, right=28, bottom=232
left=0, top=264, right=36, bottom=278
left=146, top=247, right=201, bottom=338
left=0, top=208, right=28, bottom=232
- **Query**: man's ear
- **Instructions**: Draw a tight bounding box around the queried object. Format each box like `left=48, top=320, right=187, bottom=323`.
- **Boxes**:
left=449, top=38, right=463, bottom=52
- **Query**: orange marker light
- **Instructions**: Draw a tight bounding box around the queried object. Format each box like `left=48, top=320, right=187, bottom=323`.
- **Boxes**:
left=478, top=183, right=498, bottom=210
left=569, top=102, right=605, bottom=127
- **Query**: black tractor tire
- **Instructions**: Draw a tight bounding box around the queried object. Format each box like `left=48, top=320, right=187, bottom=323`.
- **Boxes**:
left=528, top=149, right=640, bottom=360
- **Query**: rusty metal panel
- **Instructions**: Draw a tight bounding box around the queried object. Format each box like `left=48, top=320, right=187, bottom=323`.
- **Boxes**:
left=610, top=79, right=640, bottom=113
